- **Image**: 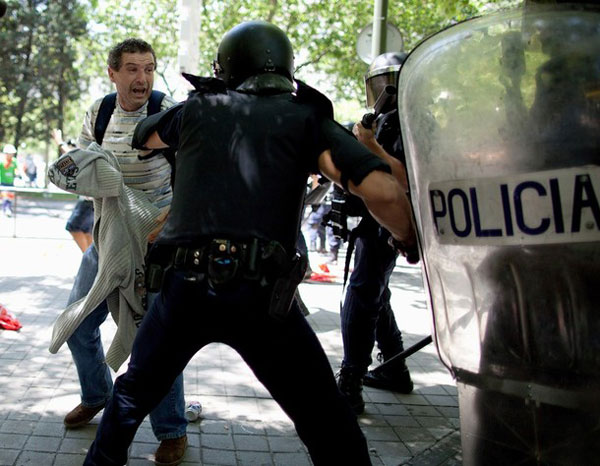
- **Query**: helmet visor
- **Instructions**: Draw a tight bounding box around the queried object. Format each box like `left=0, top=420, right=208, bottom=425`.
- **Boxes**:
left=365, top=66, right=400, bottom=108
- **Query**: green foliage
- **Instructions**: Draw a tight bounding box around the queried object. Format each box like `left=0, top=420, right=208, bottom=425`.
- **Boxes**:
left=0, top=0, right=87, bottom=153
left=193, top=0, right=522, bottom=120
left=0, top=0, right=523, bottom=154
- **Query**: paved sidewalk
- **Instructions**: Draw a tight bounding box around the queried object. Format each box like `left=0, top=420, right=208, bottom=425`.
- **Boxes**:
left=0, top=200, right=461, bottom=465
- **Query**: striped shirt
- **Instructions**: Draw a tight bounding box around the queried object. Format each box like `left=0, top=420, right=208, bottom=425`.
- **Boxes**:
left=78, top=94, right=177, bottom=209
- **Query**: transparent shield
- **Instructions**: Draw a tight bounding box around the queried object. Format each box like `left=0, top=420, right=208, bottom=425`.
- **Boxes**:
left=399, top=5, right=600, bottom=463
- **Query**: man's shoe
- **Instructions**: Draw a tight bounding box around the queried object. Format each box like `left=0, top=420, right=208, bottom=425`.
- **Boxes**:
left=363, top=364, right=414, bottom=394
left=154, top=435, right=188, bottom=466
left=336, top=367, right=365, bottom=415
left=63, top=403, right=106, bottom=429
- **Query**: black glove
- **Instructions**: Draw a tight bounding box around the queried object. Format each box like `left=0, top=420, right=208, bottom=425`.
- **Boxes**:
left=388, top=236, right=420, bottom=265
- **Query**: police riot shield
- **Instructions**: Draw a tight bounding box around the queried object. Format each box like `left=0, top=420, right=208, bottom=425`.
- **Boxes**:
left=398, top=4, right=600, bottom=464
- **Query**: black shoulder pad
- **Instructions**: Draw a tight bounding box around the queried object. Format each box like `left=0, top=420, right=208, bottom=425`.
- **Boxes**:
left=182, top=73, right=227, bottom=94
left=293, top=79, right=334, bottom=120
left=147, top=90, right=166, bottom=115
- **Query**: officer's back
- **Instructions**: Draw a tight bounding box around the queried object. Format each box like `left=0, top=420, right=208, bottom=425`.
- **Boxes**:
left=163, top=89, right=322, bottom=254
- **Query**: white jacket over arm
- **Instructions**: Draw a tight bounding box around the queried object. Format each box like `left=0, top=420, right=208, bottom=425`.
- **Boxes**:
left=47, top=143, right=161, bottom=370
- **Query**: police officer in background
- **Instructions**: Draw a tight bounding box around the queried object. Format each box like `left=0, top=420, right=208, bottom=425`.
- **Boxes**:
left=337, top=52, right=415, bottom=414
left=84, top=21, right=416, bottom=466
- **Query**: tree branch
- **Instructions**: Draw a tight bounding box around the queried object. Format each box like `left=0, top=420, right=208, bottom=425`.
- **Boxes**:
left=267, top=0, right=277, bottom=22
left=295, top=50, right=329, bottom=72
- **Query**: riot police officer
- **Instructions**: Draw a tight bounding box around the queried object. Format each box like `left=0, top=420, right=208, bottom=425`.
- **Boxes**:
left=83, top=21, right=416, bottom=466
left=337, top=52, right=415, bottom=414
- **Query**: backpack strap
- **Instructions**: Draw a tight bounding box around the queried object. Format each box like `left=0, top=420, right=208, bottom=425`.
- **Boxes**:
left=147, top=90, right=165, bottom=115
left=94, top=92, right=117, bottom=145
left=94, top=90, right=165, bottom=145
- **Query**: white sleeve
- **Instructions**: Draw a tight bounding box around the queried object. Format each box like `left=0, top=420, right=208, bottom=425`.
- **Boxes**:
left=77, top=99, right=102, bottom=149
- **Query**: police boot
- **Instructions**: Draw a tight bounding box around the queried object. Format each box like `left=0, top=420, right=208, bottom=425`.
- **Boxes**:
left=363, top=352, right=414, bottom=394
left=336, top=366, right=365, bottom=415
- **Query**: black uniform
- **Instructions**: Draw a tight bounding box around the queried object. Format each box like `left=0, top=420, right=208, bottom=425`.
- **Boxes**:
left=83, top=77, right=389, bottom=466
left=337, top=109, right=413, bottom=414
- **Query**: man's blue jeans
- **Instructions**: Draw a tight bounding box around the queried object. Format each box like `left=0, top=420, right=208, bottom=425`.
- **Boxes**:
left=66, top=244, right=187, bottom=440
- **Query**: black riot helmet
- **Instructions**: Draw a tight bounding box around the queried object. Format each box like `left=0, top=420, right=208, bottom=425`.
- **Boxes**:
left=213, top=21, right=295, bottom=89
left=365, top=52, right=408, bottom=110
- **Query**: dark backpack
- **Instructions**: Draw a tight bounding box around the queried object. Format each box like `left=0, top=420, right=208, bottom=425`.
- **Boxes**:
left=94, top=90, right=177, bottom=186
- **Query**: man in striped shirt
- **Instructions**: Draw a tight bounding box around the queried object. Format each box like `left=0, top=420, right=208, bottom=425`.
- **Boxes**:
left=63, top=38, right=188, bottom=465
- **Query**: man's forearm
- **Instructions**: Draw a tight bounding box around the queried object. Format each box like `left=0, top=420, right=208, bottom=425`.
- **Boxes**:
left=132, top=103, right=183, bottom=150
left=364, top=141, right=408, bottom=191
left=318, top=149, right=415, bottom=243
left=349, top=170, right=414, bottom=242
left=353, top=122, right=408, bottom=190
left=144, top=131, right=168, bottom=149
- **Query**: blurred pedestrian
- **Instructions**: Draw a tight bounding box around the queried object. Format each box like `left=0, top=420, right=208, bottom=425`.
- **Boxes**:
left=22, top=154, right=38, bottom=187
left=307, top=203, right=328, bottom=252
left=0, top=144, right=19, bottom=216
left=65, top=198, right=94, bottom=253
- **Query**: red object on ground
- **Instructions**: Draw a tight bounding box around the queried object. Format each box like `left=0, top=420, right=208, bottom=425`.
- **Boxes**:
left=308, top=263, right=337, bottom=282
left=302, top=262, right=338, bottom=282
left=318, top=263, right=330, bottom=273
left=0, top=305, right=22, bottom=331
left=308, top=272, right=334, bottom=282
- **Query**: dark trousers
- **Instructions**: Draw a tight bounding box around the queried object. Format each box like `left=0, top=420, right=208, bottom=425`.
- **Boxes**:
left=84, top=269, right=371, bottom=466
left=341, top=228, right=404, bottom=373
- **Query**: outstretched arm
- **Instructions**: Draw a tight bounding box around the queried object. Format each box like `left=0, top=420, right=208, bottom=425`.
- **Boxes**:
left=132, top=102, right=184, bottom=150
left=353, top=121, right=408, bottom=191
left=142, top=131, right=168, bottom=149
left=317, top=149, right=415, bottom=245
left=51, top=129, right=75, bottom=154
